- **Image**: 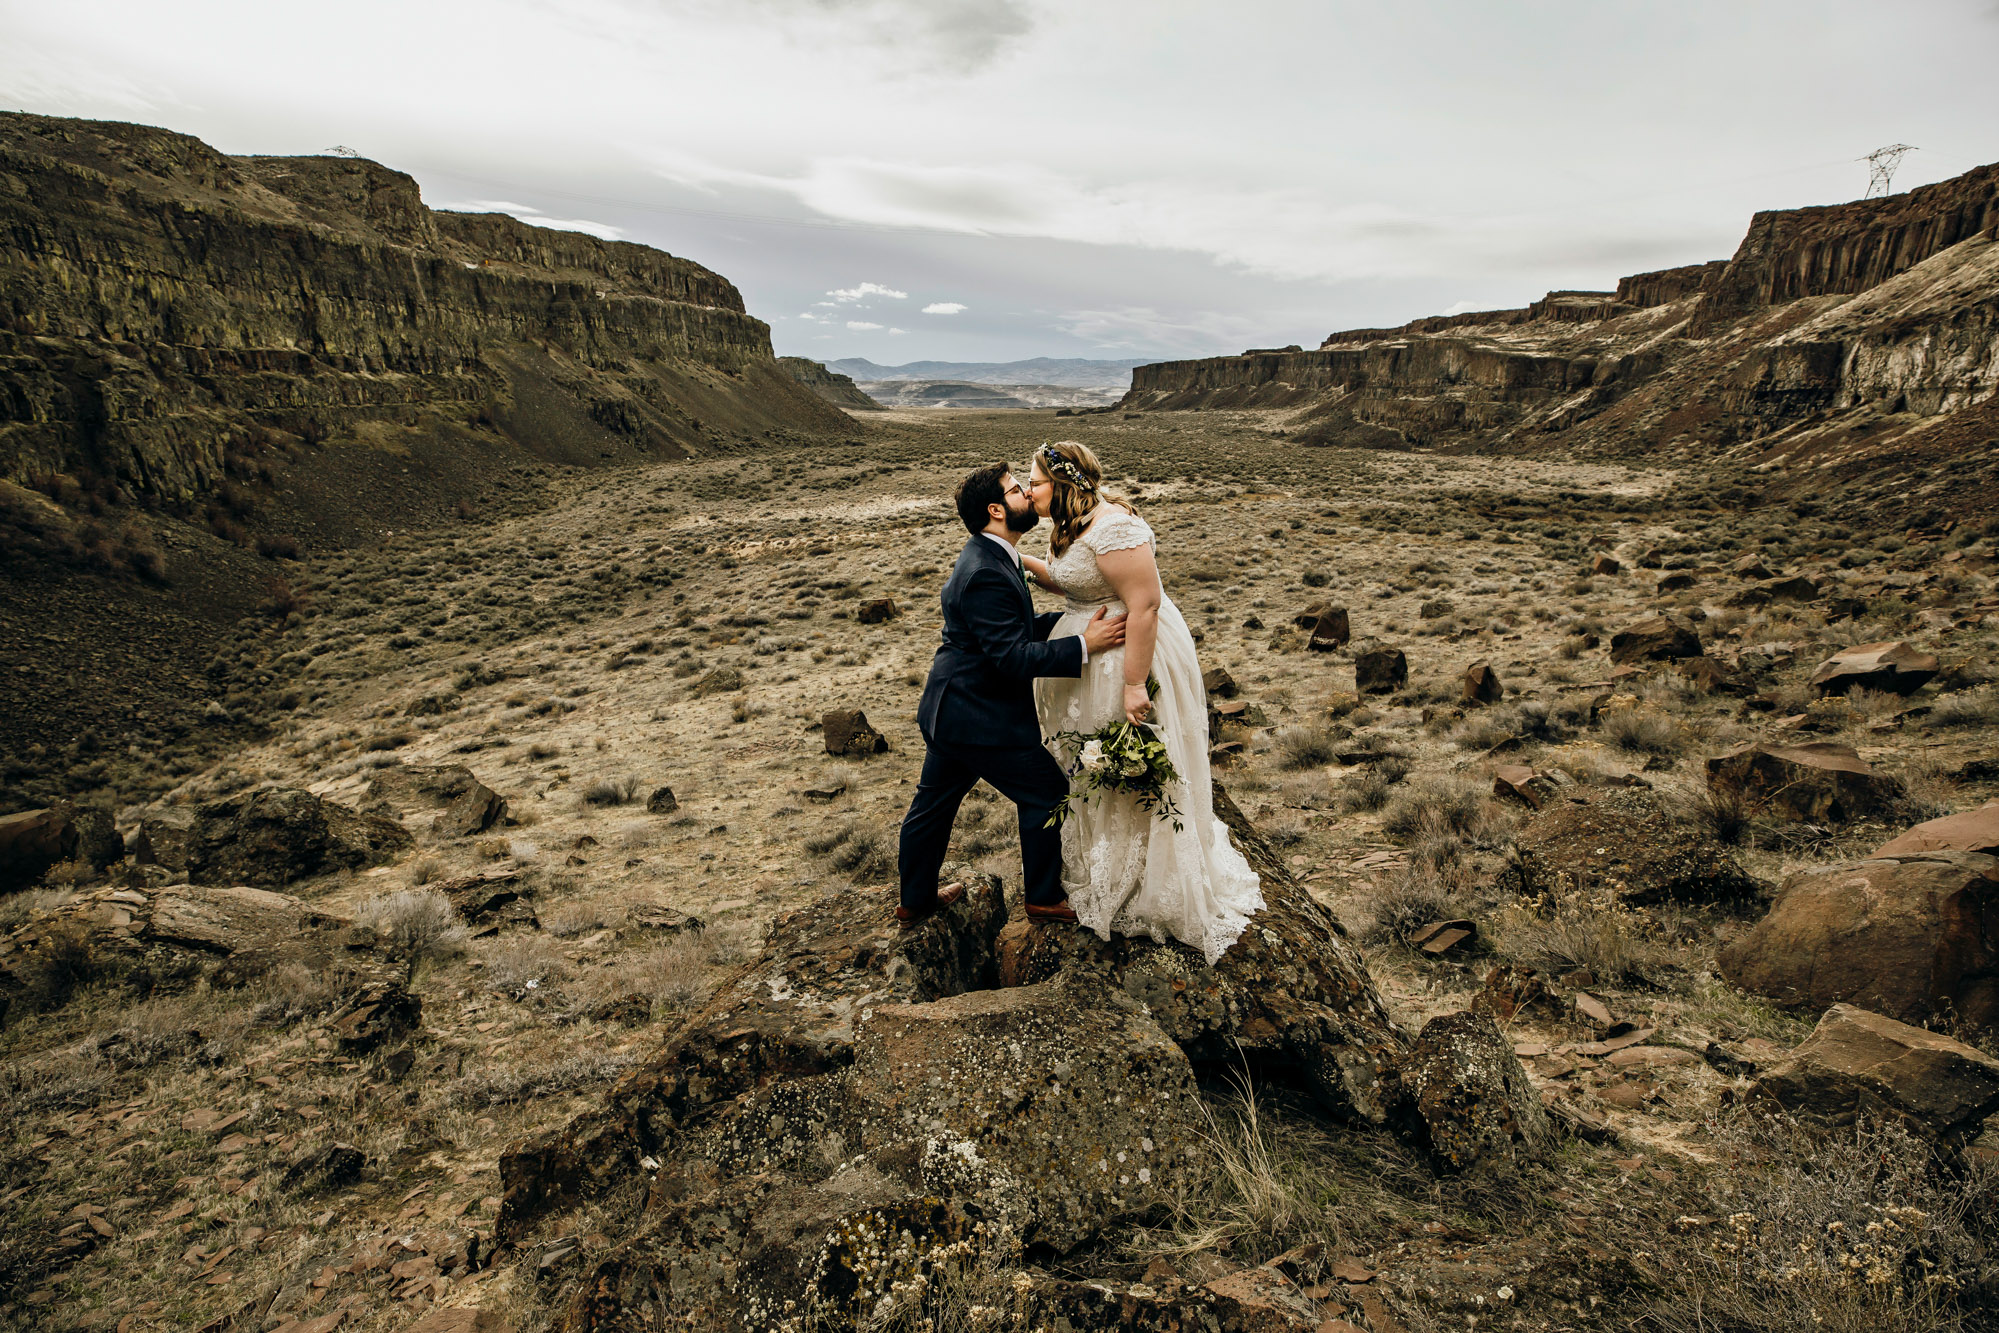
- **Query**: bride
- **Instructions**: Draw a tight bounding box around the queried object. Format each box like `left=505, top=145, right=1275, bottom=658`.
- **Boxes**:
left=1020, top=441, right=1265, bottom=964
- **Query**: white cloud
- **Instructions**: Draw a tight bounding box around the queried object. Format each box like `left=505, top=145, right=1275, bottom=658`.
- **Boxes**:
left=1440, top=299, right=1485, bottom=315
left=889, top=327, right=906, bottom=334
left=1055, top=305, right=1268, bottom=358
left=846, top=320, right=883, bottom=331
left=922, top=301, right=967, bottom=314
left=826, top=282, right=908, bottom=303
left=434, top=199, right=624, bottom=242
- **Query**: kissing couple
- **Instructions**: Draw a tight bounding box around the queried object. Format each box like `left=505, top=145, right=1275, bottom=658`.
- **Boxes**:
left=895, top=441, right=1265, bottom=965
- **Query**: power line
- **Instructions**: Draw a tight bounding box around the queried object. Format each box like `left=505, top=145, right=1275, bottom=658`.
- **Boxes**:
left=1861, top=144, right=1918, bottom=198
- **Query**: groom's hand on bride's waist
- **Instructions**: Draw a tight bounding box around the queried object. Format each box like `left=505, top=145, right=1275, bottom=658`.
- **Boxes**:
left=1082, top=607, right=1128, bottom=654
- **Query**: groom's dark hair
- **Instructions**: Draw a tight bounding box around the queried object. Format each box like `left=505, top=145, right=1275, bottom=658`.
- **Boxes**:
left=955, top=464, right=1010, bottom=536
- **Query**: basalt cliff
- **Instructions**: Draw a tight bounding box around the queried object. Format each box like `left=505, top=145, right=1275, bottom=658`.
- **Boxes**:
left=0, top=112, right=850, bottom=811
left=1124, top=162, right=1999, bottom=524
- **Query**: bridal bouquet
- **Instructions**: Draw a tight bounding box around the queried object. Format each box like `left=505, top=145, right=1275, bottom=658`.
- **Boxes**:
left=1047, top=685, right=1184, bottom=831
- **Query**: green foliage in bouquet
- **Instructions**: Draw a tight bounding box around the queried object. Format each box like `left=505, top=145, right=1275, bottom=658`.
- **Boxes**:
left=1047, top=684, right=1185, bottom=832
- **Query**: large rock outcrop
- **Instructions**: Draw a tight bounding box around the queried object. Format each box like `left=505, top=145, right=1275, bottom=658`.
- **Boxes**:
left=1753, top=1004, right=1999, bottom=1137
left=1719, top=851, right=1999, bottom=1027
left=185, top=786, right=412, bottom=886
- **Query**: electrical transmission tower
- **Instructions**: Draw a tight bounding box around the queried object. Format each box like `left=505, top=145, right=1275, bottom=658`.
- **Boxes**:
left=1861, top=144, right=1917, bottom=198
left=322, top=145, right=362, bottom=159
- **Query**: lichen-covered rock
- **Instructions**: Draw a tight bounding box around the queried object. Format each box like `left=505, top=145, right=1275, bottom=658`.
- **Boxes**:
left=1718, top=851, right=1999, bottom=1027
left=1505, top=787, right=1763, bottom=905
left=1808, top=640, right=1940, bottom=696
left=499, top=872, right=1009, bottom=1233
left=1396, top=1010, right=1554, bottom=1175
left=1705, top=742, right=1906, bottom=823
left=553, top=973, right=1202, bottom=1329
left=185, top=787, right=412, bottom=887
left=1353, top=641, right=1407, bottom=694
left=1608, top=613, right=1702, bottom=665
left=822, top=708, right=890, bottom=757
left=994, top=786, right=1407, bottom=1124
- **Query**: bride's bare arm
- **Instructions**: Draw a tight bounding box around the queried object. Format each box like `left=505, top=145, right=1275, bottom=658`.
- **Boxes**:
left=1094, top=544, right=1164, bottom=724
left=1020, top=553, right=1062, bottom=591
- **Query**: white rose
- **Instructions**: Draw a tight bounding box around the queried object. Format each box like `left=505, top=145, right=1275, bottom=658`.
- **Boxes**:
left=1079, top=739, right=1105, bottom=769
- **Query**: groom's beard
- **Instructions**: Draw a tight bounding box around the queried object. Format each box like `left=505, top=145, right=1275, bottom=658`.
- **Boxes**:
left=1004, top=503, right=1040, bottom=533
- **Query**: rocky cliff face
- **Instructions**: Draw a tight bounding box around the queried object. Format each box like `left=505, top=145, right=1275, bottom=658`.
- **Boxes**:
left=1121, top=160, right=1999, bottom=523
left=778, top=355, right=884, bottom=410
left=0, top=113, right=850, bottom=509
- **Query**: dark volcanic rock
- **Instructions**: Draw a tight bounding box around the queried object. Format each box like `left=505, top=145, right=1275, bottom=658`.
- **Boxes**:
left=1874, top=802, right=1999, bottom=858
left=854, top=597, right=899, bottom=625
left=1808, top=640, right=1941, bottom=697
left=0, top=807, right=76, bottom=893
left=995, top=786, right=1407, bottom=1125
left=1719, top=852, right=1999, bottom=1027
left=822, top=708, right=890, bottom=756
left=1353, top=641, right=1407, bottom=694
left=1608, top=613, right=1703, bottom=665
left=366, top=764, right=506, bottom=838
left=1706, top=742, right=1906, bottom=822
left=185, top=787, right=413, bottom=887
left=1753, top=1004, right=1999, bottom=1136
left=1462, top=660, right=1503, bottom=706
left=132, top=809, right=194, bottom=871
left=1305, top=606, right=1351, bottom=651
left=1507, top=788, right=1761, bottom=905
left=1398, top=1011, right=1553, bottom=1175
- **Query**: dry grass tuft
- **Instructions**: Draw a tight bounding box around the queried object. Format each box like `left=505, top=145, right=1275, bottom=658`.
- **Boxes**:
left=354, top=888, right=464, bottom=966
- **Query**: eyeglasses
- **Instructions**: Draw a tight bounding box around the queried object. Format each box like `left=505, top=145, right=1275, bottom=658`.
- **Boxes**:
left=1003, top=480, right=1030, bottom=499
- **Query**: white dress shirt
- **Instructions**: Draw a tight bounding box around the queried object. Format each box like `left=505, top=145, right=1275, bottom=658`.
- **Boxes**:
left=981, top=532, right=1087, bottom=663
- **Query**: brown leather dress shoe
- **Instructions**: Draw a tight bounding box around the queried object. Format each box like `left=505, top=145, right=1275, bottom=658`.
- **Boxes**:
left=1023, top=899, right=1079, bottom=925
left=894, top=880, right=966, bottom=930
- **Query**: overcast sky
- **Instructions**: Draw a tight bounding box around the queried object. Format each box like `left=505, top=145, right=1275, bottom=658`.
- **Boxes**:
left=5, top=0, right=1997, bottom=363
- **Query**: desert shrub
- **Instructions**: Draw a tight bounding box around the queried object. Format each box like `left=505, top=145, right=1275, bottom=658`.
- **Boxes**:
left=12, top=924, right=115, bottom=1013
left=1337, top=758, right=1409, bottom=814
left=450, top=1052, right=639, bottom=1107
left=1351, top=864, right=1469, bottom=946
left=355, top=889, right=464, bottom=965
left=250, top=961, right=349, bottom=1027
left=1931, top=685, right=1999, bottom=729
left=407, top=855, right=444, bottom=886
left=1301, top=568, right=1330, bottom=588
left=256, top=533, right=302, bottom=560
left=615, top=933, right=720, bottom=1015
left=1644, top=1112, right=1999, bottom=1333
left=484, top=935, right=567, bottom=999
left=1274, top=725, right=1339, bottom=770
left=827, top=819, right=896, bottom=883
left=1496, top=900, right=1663, bottom=985
left=582, top=775, right=641, bottom=806
left=1600, top=707, right=1684, bottom=754
left=362, top=729, right=414, bottom=752
left=542, top=902, right=603, bottom=938
left=0, top=887, right=74, bottom=932
left=1379, top=774, right=1505, bottom=845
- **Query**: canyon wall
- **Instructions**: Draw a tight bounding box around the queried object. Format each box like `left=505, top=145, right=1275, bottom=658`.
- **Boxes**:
left=1122, top=159, right=1999, bottom=518
left=0, top=113, right=850, bottom=511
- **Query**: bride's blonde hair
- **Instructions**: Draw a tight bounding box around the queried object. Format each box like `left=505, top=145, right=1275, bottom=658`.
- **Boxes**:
left=1036, top=440, right=1135, bottom=558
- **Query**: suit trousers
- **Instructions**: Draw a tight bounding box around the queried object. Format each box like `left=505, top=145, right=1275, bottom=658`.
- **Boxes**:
left=898, top=739, right=1070, bottom=911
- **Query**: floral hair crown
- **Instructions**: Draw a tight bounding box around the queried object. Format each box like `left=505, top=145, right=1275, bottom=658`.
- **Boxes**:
left=1038, top=443, right=1093, bottom=490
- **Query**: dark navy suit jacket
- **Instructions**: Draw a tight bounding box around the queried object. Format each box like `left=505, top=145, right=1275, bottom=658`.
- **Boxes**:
left=916, top=535, right=1084, bottom=749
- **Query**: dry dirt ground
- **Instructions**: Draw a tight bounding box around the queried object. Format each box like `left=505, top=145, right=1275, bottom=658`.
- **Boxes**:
left=5, top=406, right=1999, bottom=1332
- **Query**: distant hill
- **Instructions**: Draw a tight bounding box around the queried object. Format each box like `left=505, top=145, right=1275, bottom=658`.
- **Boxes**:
left=825, top=357, right=1151, bottom=391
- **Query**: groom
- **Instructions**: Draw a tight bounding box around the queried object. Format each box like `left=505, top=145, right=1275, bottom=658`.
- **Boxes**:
left=896, top=463, right=1126, bottom=929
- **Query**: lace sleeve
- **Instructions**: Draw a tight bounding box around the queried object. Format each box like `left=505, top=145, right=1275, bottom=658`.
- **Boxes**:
left=1084, top=510, right=1155, bottom=555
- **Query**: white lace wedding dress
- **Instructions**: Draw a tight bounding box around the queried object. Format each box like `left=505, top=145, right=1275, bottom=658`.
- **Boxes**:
left=1032, top=509, right=1265, bottom=964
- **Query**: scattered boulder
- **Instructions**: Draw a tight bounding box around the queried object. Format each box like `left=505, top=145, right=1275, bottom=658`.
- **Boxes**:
left=1471, top=965, right=1552, bottom=1022
left=1808, top=640, right=1939, bottom=697
left=431, top=871, right=535, bottom=927
left=1353, top=641, right=1407, bottom=694
left=1306, top=606, right=1351, bottom=651
left=329, top=977, right=421, bottom=1053
left=1766, top=575, right=1821, bottom=602
left=645, top=785, right=679, bottom=815
left=1462, top=660, right=1503, bottom=706
left=68, top=805, right=121, bottom=870
left=1506, top=788, right=1762, bottom=906
left=822, top=708, right=890, bottom=756
left=1705, top=742, right=1906, bottom=822
left=1873, top=802, right=1999, bottom=858
left=1732, top=555, right=1774, bottom=580
left=185, top=787, right=412, bottom=887
left=1753, top=1003, right=1999, bottom=1136
left=1492, top=764, right=1559, bottom=810
left=1590, top=554, right=1621, bottom=576
left=626, top=902, right=703, bottom=934
left=1674, top=656, right=1737, bottom=694
left=855, top=597, right=899, bottom=625
left=131, top=809, right=194, bottom=871
left=1202, top=665, right=1239, bottom=697
left=148, top=884, right=346, bottom=954
left=1719, top=852, right=1999, bottom=1027
left=0, top=807, right=77, bottom=893
left=1396, top=1011, right=1553, bottom=1175
left=366, top=764, right=506, bottom=838
left=1656, top=572, right=1697, bottom=593
left=1608, top=613, right=1703, bottom=665
left=689, top=666, right=744, bottom=696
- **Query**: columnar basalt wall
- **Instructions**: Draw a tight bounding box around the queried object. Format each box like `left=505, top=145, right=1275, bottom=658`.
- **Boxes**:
left=0, top=113, right=849, bottom=502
